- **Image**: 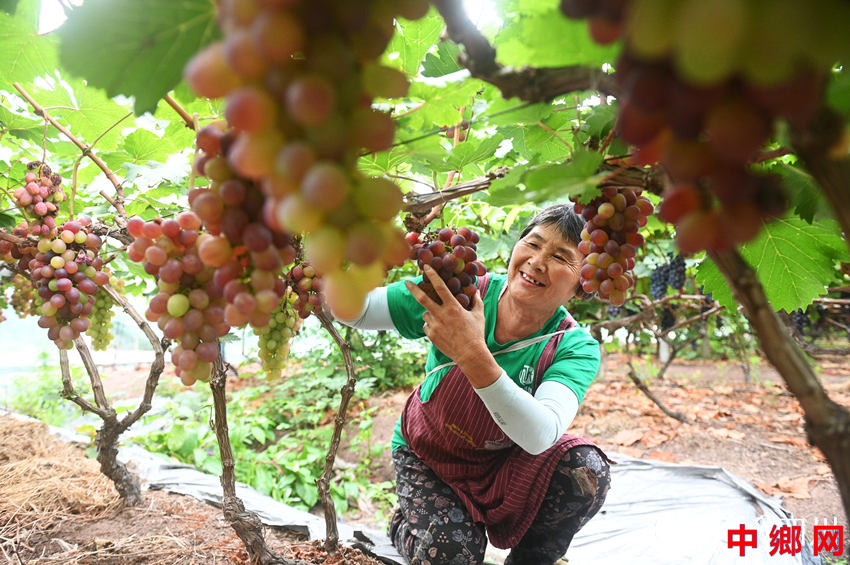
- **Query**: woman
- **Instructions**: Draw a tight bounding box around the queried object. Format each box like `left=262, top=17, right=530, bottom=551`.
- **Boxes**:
left=339, top=204, right=611, bottom=565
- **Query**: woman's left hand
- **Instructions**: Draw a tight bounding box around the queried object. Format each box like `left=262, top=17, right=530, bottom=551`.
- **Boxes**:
left=405, top=265, right=488, bottom=367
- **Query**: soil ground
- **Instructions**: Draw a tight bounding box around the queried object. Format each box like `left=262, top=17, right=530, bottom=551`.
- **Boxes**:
left=4, top=353, right=847, bottom=563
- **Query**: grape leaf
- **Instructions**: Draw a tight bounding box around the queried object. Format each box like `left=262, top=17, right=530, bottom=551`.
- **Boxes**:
left=422, top=40, right=462, bottom=78
left=445, top=135, right=503, bottom=171
left=386, top=11, right=445, bottom=76
left=0, top=2, right=59, bottom=84
left=696, top=217, right=849, bottom=312
left=0, top=212, right=15, bottom=228
left=0, top=0, right=20, bottom=15
left=774, top=163, right=829, bottom=224
left=495, top=4, right=619, bottom=68
left=57, top=0, right=219, bottom=115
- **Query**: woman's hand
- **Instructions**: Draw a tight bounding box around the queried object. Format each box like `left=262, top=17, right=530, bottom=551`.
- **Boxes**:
left=405, top=266, right=502, bottom=387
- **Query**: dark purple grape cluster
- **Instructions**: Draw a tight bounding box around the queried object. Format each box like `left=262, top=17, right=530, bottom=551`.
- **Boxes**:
left=406, top=226, right=486, bottom=310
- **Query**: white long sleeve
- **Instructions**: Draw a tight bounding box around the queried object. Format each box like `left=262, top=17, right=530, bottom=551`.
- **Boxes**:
left=335, top=286, right=396, bottom=331
left=475, top=371, right=579, bottom=455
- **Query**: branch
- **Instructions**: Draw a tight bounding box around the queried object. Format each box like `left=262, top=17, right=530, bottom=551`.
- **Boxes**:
left=12, top=83, right=128, bottom=222
left=431, top=0, right=619, bottom=101
left=163, top=95, right=196, bottom=130
left=209, top=358, right=300, bottom=565
left=58, top=347, right=110, bottom=420
left=99, top=282, right=168, bottom=432
left=625, top=355, right=689, bottom=423
left=73, top=336, right=112, bottom=412
left=657, top=304, right=725, bottom=339
left=315, top=311, right=360, bottom=555
left=403, top=167, right=509, bottom=215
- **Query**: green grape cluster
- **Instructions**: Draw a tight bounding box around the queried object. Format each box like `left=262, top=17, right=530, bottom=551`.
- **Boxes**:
left=89, top=275, right=123, bottom=351
left=254, top=289, right=302, bottom=379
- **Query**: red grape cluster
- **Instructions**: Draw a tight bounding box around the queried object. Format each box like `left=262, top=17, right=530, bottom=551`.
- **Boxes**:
left=189, top=126, right=296, bottom=330
left=572, top=188, right=653, bottom=306
left=12, top=161, right=67, bottom=236
left=561, top=0, right=849, bottom=254
left=406, top=226, right=486, bottom=310
left=285, top=263, right=324, bottom=319
left=182, top=0, right=421, bottom=319
left=30, top=218, right=107, bottom=349
left=127, top=214, right=229, bottom=385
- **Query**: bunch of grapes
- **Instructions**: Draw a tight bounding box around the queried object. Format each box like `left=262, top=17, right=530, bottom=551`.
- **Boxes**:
left=668, top=253, right=686, bottom=290
left=561, top=0, right=850, bottom=253
left=190, top=125, right=297, bottom=330
left=285, top=263, right=324, bottom=319
left=88, top=273, right=123, bottom=351
left=405, top=226, right=486, bottom=310
left=254, top=289, right=302, bottom=378
left=790, top=308, right=811, bottom=334
left=9, top=273, right=41, bottom=318
left=572, top=187, right=653, bottom=306
left=30, top=218, right=107, bottom=349
left=659, top=306, right=676, bottom=331
left=126, top=214, right=229, bottom=386
left=12, top=161, right=67, bottom=236
left=649, top=263, right=670, bottom=300
left=182, top=0, right=421, bottom=320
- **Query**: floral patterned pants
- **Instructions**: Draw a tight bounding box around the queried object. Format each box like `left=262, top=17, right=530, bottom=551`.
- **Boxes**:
left=389, top=444, right=611, bottom=565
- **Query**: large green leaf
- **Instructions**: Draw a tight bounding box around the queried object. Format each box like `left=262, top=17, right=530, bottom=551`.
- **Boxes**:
left=422, top=40, right=462, bottom=78
left=445, top=135, right=504, bottom=171
left=0, top=0, right=59, bottom=85
left=696, top=217, right=849, bottom=312
left=773, top=162, right=830, bottom=224
left=494, top=3, right=619, bottom=68
left=386, top=10, right=445, bottom=76
left=0, top=0, right=19, bottom=14
left=57, top=0, right=219, bottom=115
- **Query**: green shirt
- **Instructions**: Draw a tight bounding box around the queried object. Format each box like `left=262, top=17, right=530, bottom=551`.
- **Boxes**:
left=387, top=273, right=600, bottom=449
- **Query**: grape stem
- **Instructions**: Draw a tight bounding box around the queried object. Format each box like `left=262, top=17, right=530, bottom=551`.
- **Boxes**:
left=163, top=94, right=196, bottom=130
left=315, top=310, right=359, bottom=555
left=12, top=83, right=128, bottom=224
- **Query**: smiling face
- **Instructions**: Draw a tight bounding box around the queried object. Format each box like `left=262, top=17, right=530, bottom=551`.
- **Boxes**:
left=505, top=222, right=583, bottom=313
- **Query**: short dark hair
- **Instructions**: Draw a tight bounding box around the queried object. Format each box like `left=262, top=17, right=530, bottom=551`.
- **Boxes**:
left=514, top=204, right=590, bottom=299
left=518, top=204, right=584, bottom=246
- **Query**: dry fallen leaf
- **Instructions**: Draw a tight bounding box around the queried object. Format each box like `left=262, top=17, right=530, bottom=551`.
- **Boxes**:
left=708, top=428, right=747, bottom=441
left=647, top=450, right=676, bottom=463
left=767, top=435, right=809, bottom=448
left=775, top=476, right=812, bottom=499
left=612, top=428, right=645, bottom=447
left=641, top=430, right=671, bottom=449
left=616, top=446, right=644, bottom=458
